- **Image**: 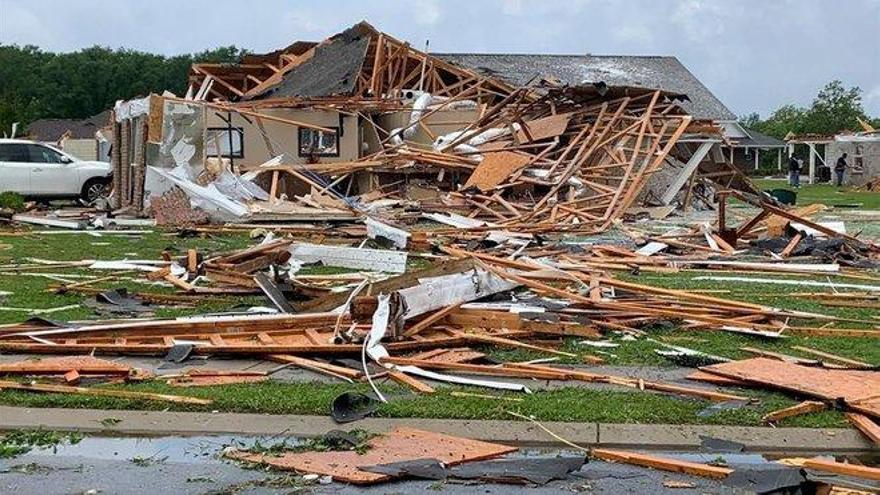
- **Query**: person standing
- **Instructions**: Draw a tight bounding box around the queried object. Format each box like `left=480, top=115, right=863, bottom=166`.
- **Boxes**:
left=835, top=153, right=848, bottom=187
left=788, top=155, right=801, bottom=188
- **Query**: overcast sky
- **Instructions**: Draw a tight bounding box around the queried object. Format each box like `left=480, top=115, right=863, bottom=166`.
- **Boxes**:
left=2, top=0, right=878, bottom=117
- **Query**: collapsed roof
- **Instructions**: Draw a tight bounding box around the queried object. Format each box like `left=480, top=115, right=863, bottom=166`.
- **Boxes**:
left=189, top=22, right=513, bottom=106
left=435, top=54, right=737, bottom=122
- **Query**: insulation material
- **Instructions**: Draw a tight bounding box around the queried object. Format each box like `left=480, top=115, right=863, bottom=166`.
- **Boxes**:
left=114, top=96, right=151, bottom=122
left=147, top=167, right=249, bottom=221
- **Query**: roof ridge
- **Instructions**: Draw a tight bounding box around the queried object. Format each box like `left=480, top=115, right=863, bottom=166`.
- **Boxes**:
left=436, top=52, right=677, bottom=59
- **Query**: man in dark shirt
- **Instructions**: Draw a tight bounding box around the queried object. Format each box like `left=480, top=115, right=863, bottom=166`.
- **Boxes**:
left=835, top=153, right=848, bottom=187
left=788, top=155, right=801, bottom=188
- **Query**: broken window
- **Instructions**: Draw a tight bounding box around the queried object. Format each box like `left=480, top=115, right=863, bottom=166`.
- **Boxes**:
left=298, top=127, right=339, bottom=157
left=206, top=127, right=244, bottom=158
left=853, top=144, right=864, bottom=173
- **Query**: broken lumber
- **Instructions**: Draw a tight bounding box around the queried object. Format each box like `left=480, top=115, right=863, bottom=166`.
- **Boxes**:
left=0, top=379, right=211, bottom=405
left=591, top=448, right=733, bottom=479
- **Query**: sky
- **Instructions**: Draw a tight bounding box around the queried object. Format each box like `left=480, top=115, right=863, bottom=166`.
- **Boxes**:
left=2, top=0, right=879, bottom=117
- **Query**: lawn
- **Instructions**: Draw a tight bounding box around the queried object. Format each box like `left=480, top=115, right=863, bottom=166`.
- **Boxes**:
left=0, top=380, right=849, bottom=429
left=753, top=178, right=880, bottom=209
left=0, top=220, right=876, bottom=428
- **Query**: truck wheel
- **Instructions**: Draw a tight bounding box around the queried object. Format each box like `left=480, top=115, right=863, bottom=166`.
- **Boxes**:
left=81, top=178, right=109, bottom=202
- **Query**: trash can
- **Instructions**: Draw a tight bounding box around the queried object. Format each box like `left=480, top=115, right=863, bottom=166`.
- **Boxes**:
left=767, top=188, right=797, bottom=205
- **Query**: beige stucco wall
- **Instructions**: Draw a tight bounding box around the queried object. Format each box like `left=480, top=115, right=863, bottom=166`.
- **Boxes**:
left=205, top=108, right=360, bottom=168
left=61, top=139, right=98, bottom=161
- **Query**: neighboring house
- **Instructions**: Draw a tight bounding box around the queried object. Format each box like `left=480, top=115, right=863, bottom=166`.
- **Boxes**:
left=725, top=127, right=787, bottom=172
left=25, top=110, right=111, bottom=161
left=825, top=133, right=880, bottom=187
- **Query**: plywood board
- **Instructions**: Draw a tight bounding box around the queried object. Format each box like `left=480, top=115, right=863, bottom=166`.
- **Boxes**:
left=227, top=427, right=516, bottom=484
left=701, top=357, right=880, bottom=418
left=515, top=112, right=572, bottom=142
left=463, top=151, right=532, bottom=192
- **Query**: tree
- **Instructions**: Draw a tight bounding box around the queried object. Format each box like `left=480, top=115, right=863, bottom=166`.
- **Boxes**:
left=740, top=80, right=874, bottom=141
left=803, top=80, right=867, bottom=135
left=0, top=44, right=248, bottom=135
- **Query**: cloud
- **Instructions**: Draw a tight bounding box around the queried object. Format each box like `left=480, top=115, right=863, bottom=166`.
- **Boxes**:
left=412, top=0, right=442, bottom=25
left=500, top=0, right=524, bottom=16
left=0, top=1, right=57, bottom=48
left=0, top=0, right=876, bottom=116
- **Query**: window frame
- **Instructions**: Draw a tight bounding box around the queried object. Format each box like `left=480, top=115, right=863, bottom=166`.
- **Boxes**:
left=206, top=127, right=245, bottom=159
left=298, top=126, right=340, bottom=158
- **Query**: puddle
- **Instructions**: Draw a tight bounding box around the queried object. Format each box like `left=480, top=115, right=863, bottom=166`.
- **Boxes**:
left=12, top=434, right=879, bottom=469
left=19, top=434, right=306, bottom=465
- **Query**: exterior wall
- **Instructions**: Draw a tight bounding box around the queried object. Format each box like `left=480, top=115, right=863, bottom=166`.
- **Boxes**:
left=826, top=140, right=880, bottom=186
left=61, top=138, right=98, bottom=161
left=205, top=108, right=360, bottom=168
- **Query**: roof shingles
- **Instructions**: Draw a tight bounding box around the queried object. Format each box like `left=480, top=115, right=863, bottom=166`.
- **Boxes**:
left=437, top=53, right=737, bottom=121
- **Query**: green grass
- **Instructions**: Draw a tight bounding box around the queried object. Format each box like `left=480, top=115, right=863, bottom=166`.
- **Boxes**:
left=0, top=223, right=875, bottom=428
left=0, top=380, right=849, bottom=428
left=0, top=229, right=257, bottom=323
left=754, top=178, right=880, bottom=209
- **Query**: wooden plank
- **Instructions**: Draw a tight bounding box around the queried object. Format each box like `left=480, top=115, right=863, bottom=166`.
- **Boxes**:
left=791, top=346, right=872, bottom=368
left=845, top=412, right=880, bottom=446
left=591, top=448, right=733, bottom=479
left=403, top=304, right=462, bottom=337
left=0, top=356, right=131, bottom=376
left=387, top=369, right=435, bottom=394
left=0, top=380, right=211, bottom=405
left=802, top=458, right=880, bottom=481
left=780, top=233, right=802, bottom=257
left=762, top=400, right=828, bottom=423
left=186, top=249, right=199, bottom=274
left=451, top=330, right=577, bottom=358
left=268, top=354, right=362, bottom=380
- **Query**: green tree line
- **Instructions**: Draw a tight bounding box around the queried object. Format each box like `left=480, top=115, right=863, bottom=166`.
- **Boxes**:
left=740, top=80, right=879, bottom=139
left=0, top=44, right=247, bottom=135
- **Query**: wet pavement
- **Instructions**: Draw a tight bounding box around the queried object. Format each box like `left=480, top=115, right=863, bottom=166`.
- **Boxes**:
left=4, top=433, right=871, bottom=495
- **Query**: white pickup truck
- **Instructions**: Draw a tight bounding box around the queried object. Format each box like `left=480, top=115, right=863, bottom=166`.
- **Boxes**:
left=0, top=139, right=112, bottom=202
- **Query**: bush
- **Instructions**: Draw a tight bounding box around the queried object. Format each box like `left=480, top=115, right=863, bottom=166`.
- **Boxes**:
left=0, top=191, right=26, bottom=212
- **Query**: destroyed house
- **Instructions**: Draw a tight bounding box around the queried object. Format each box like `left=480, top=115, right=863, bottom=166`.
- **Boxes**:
left=109, top=21, right=753, bottom=226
